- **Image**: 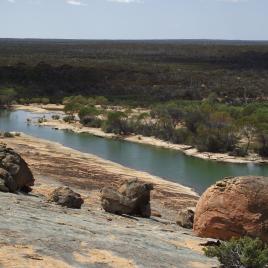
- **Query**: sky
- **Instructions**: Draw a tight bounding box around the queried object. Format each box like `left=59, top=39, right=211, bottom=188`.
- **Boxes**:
left=0, top=0, right=267, bottom=40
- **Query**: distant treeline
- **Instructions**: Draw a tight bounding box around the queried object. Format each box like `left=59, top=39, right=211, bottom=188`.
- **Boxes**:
left=0, top=39, right=268, bottom=103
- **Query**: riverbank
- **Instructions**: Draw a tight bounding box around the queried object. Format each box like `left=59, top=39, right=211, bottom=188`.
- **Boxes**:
left=0, top=133, right=219, bottom=268
left=13, top=104, right=268, bottom=164
left=2, top=133, right=199, bottom=214
left=14, top=104, right=65, bottom=113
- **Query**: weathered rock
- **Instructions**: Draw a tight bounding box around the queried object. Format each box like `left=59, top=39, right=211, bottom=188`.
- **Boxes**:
left=48, top=186, right=84, bottom=209
left=101, top=179, right=153, bottom=218
left=193, top=176, right=268, bottom=242
left=0, top=178, right=9, bottom=192
left=0, top=145, right=34, bottom=193
left=0, top=167, right=16, bottom=192
left=0, top=190, right=218, bottom=268
left=151, top=210, right=162, bottom=218
left=176, top=208, right=195, bottom=229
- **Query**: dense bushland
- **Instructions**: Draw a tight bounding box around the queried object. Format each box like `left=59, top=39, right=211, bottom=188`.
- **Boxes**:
left=1, top=39, right=268, bottom=156
left=1, top=39, right=268, bottom=104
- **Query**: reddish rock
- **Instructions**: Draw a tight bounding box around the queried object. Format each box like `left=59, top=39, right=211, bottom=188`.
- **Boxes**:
left=193, top=176, right=268, bottom=242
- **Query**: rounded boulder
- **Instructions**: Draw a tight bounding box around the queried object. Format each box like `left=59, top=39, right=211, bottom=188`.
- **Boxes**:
left=193, top=176, right=268, bottom=242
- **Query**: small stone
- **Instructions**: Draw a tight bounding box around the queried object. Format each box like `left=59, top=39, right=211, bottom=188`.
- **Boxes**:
left=48, top=187, right=84, bottom=209
left=176, top=208, right=195, bottom=229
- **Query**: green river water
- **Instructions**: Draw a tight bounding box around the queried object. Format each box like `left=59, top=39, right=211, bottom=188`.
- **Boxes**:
left=1, top=110, right=267, bottom=193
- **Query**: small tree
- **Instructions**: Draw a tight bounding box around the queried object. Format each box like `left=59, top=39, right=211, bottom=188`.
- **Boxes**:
left=78, top=106, right=99, bottom=120
left=257, top=131, right=268, bottom=157
left=95, top=96, right=108, bottom=106
left=41, top=97, right=50, bottom=105
left=166, top=103, right=184, bottom=128
left=204, top=237, right=268, bottom=268
left=0, top=88, right=17, bottom=106
left=102, top=111, right=129, bottom=135
left=237, top=117, right=256, bottom=155
left=78, top=106, right=101, bottom=126
left=64, top=102, right=81, bottom=116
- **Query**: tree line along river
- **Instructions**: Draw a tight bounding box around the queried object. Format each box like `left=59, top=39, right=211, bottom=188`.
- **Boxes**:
left=0, top=109, right=268, bottom=193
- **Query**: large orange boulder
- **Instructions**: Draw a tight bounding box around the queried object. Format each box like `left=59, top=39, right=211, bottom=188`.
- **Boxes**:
left=193, top=176, right=268, bottom=242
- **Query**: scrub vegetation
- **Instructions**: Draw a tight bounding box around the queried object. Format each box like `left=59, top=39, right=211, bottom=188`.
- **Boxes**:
left=62, top=95, right=268, bottom=157
left=0, top=39, right=268, bottom=104
left=0, top=39, right=268, bottom=157
left=204, top=237, right=268, bottom=268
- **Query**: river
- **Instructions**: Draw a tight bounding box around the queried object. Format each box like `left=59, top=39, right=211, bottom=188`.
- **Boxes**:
left=1, top=109, right=268, bottom=193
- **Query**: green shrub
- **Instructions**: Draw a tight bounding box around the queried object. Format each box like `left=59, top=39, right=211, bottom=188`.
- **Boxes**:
left=102, top=111, right=129, bottom=135
left=80, top=116, right=102, bottom=128
left=63, top=115, right=75, bottom=123
left=41, top=97, right=50, bottom=105
left=78, top=106, right=99, bottom=120
left=51, top=115, right=60, bottom=120
left=0, top=88, right=17, bottom=106
left=18, top=98, right=29, bottom=104
left=38, top=118, right=47, bottom=124
left=95, top=96, right=108, bottom=105
left=3, top=132, right=14, bottom=138
left=171, top=128, right=190, bottom=144
left=30, top=97, right=41, bottom=103
left=256, top=132, right=268, bottom=157
left=204, top=237, right=268, bottom=268
left=229, top=147, right=248, bottom=157
left=64, top=102, right=81, bottom=115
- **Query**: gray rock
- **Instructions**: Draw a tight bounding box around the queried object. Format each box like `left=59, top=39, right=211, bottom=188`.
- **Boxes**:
left=101, top=179, right=153, bottom=218
left=48, top=186, right=84, bottom=209
left=0, top=145, right=34, bottom=193
left=176, top=208, right=195, bottom=229
left=0, top=167, right=17, bottom=192
left=0, top=178, right=9, bottom=192
left=0, top=191, right=218, bottom=268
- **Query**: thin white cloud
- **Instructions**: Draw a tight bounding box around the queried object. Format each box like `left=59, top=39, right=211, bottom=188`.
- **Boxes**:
left=66, top=0, right=87, bottom=6
left=5, top=0, right=250, bottom=5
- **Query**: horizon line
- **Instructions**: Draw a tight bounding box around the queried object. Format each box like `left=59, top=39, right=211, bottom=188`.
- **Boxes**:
left=1, top=37, right=268, bottom=43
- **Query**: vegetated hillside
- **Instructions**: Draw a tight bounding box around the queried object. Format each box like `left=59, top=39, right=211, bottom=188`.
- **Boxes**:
left=0, top=38, right=268, bottom=104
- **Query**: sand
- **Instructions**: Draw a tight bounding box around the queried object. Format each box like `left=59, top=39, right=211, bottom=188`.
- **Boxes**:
left=13, top=104, right=268, bottom=164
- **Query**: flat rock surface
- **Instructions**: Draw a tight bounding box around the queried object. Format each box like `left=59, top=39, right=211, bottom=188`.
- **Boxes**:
left=0, top=134, right=218, bottom=267
left=0, top=191, right=217, bottom=268
left=3, top=134, right=199, bottom=221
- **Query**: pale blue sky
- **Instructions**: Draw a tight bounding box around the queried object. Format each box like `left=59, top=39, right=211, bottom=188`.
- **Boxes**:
left=0, top=0, right=267, bottom=40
